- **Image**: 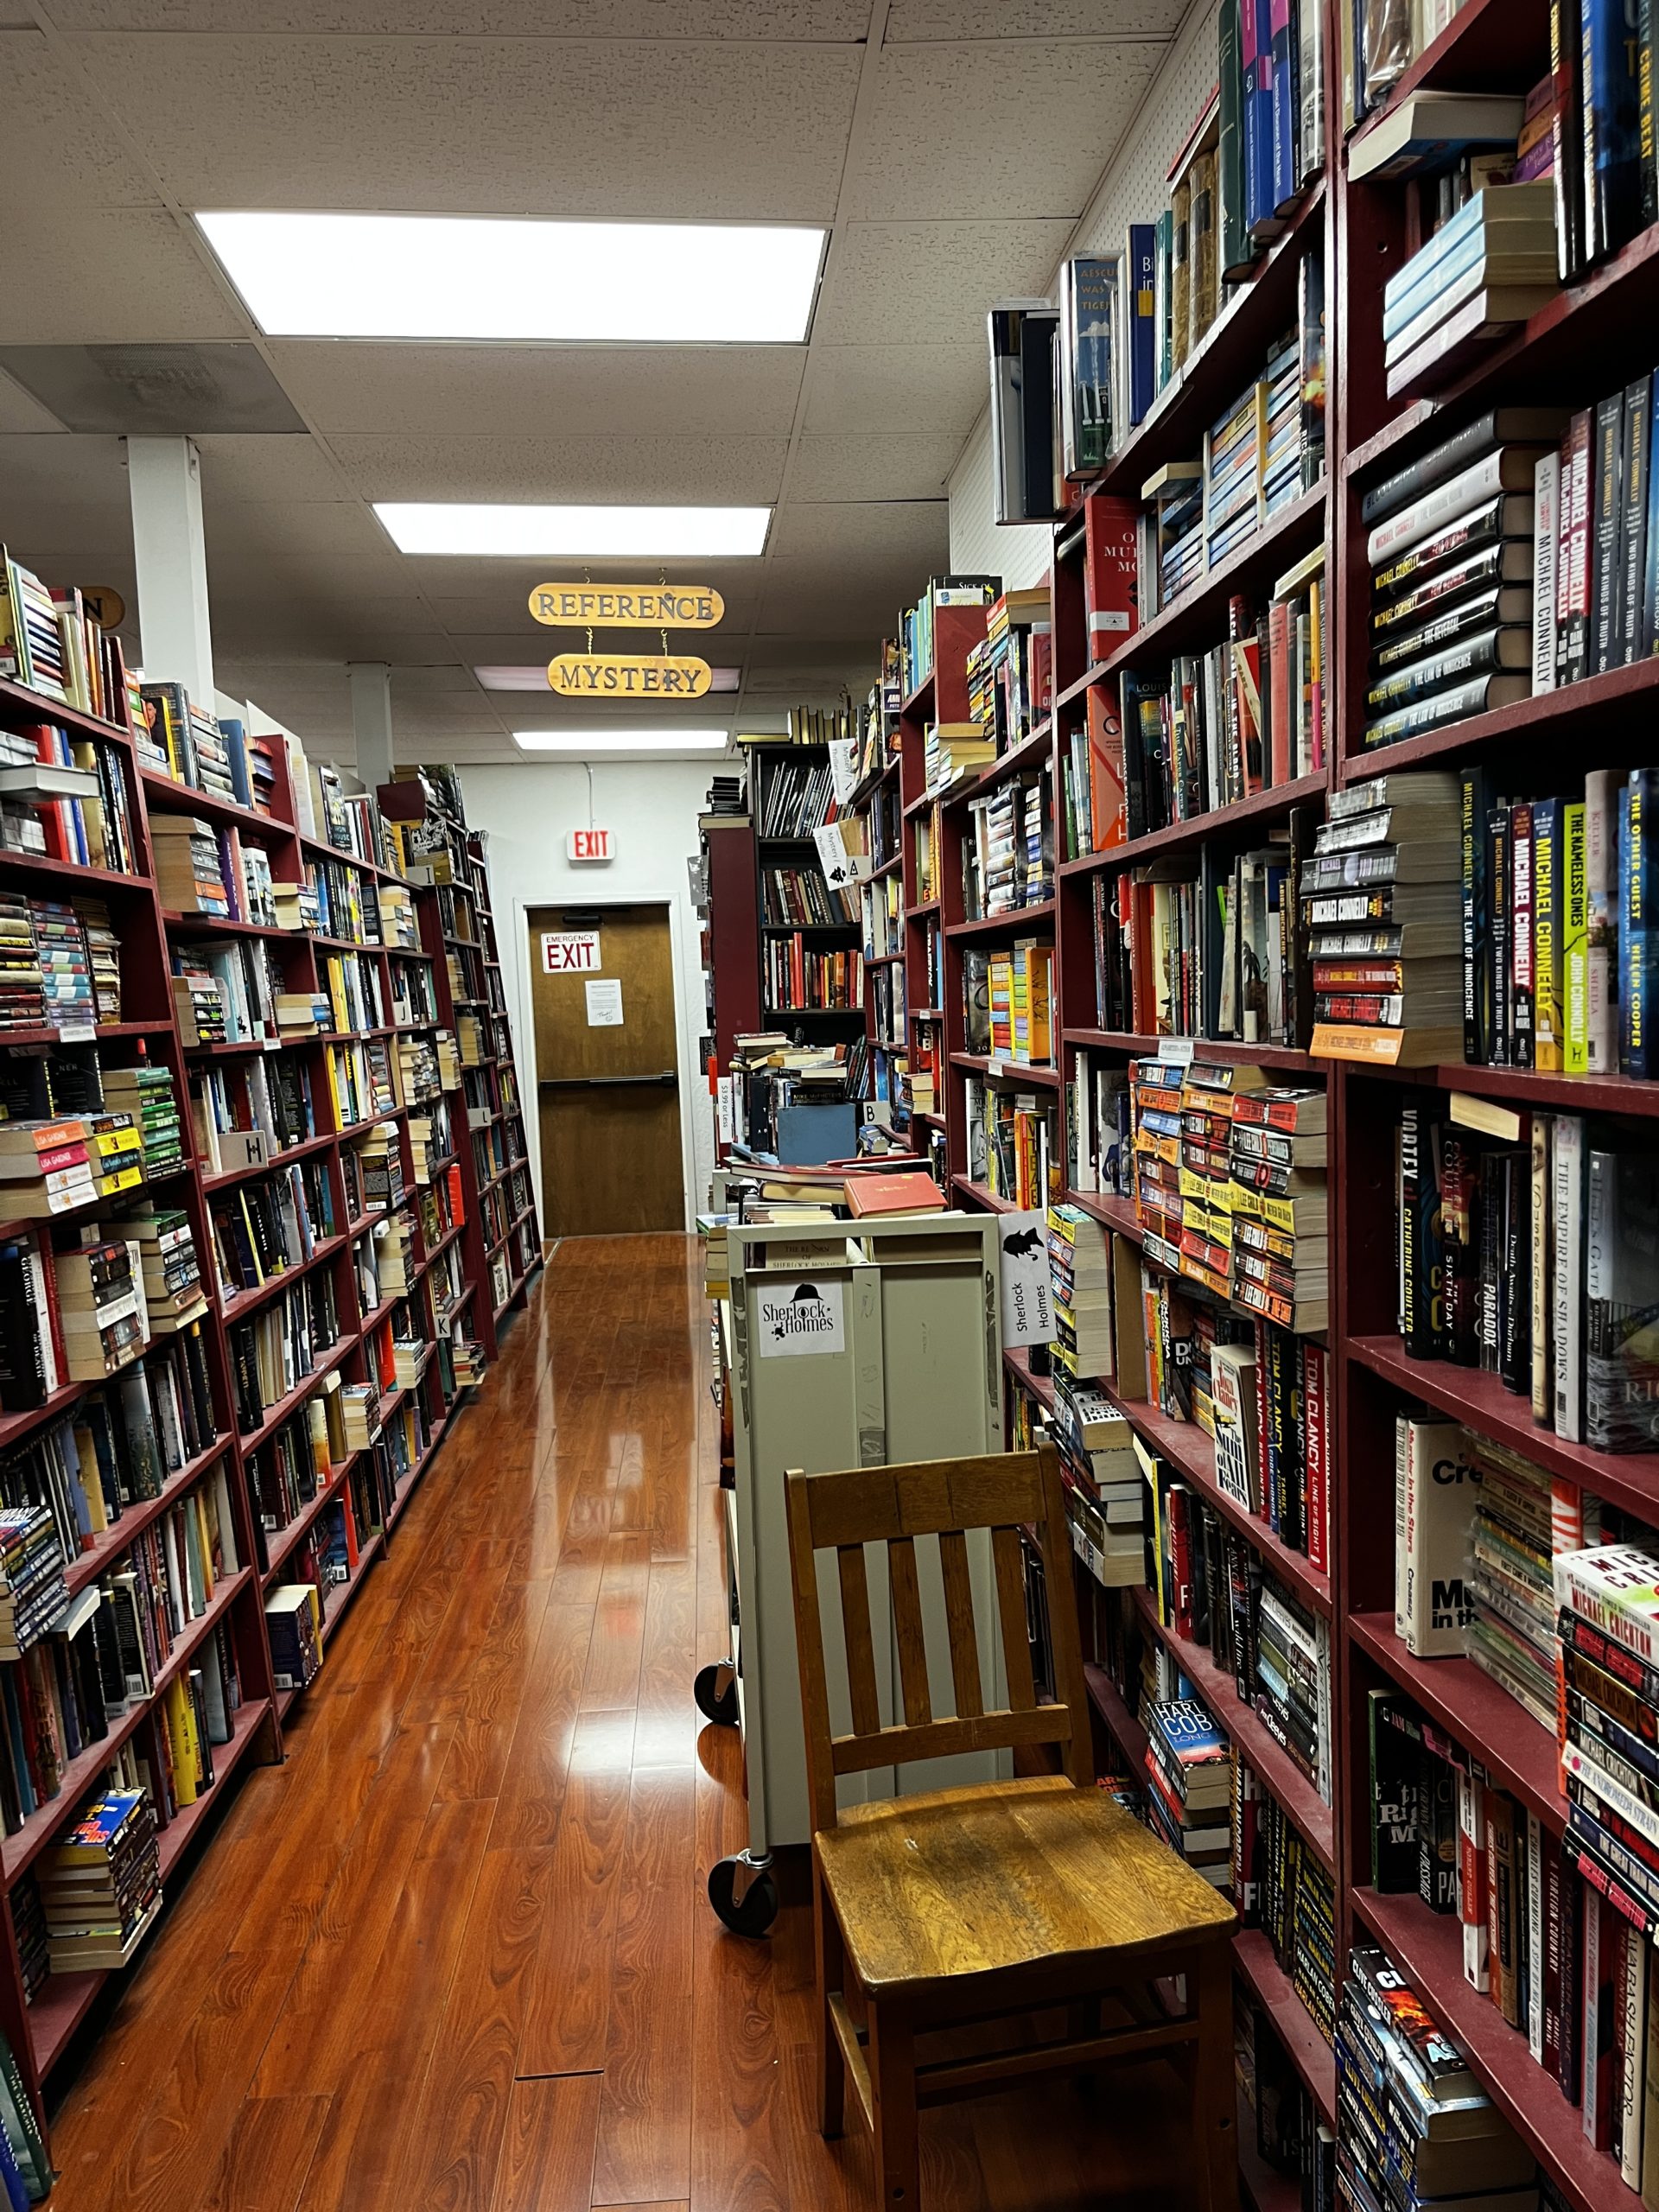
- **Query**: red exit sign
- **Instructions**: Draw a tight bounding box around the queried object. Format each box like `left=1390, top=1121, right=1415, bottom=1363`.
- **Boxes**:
left=567, top=828, right=615, bottom=863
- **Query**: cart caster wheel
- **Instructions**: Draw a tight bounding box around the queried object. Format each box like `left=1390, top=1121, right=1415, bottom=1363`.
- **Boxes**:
left=709, top=1852, right=778, bottom=1936
left=694, top=1659, right=739, bottom=1727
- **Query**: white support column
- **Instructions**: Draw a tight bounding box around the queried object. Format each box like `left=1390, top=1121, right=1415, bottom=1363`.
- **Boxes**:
left=349, top=661, right=394, bottom=791
left=125, top=436, right=215, bottom=705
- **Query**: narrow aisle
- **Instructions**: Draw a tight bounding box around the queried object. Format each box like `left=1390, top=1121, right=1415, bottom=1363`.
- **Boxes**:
left=41, top=1236, right=1192, bottom=2212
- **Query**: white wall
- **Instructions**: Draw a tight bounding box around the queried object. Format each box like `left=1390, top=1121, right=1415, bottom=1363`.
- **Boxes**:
left=458, top=760, right=716, bottom=1236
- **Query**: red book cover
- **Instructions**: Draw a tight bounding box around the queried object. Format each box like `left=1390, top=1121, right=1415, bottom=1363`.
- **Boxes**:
left=24, top=725, right=68, bottom=862
left=1485, top=1789, right=1509, bottom=2023
left=1301, top=1339, right=1327, bottom=1573
left=1029, top=627, right=1053, bottom=719
left=1084, top=495, right=1139, bottom=656
left=1267, top=600, right=1292, bottom=787
left=1228, top=597, right=1264, bottom=794
left=1084, top=684, right=1127, bottom=853
left=445, top=1161, right=465, bottom=1224
left=1167, top=1482, right=1193, bottom=1637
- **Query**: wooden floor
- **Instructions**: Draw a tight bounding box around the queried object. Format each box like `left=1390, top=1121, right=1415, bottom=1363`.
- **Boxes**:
left=44, top=1235, right=1197, bottom=2212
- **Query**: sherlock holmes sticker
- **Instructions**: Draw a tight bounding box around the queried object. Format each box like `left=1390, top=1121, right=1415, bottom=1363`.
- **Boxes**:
left=755, top=1278, right=845, bottom=1357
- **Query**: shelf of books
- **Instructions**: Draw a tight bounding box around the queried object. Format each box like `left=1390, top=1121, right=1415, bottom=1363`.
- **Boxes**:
left=0, top=575, right=536, bottom=2154
left=821, top=0, right=1659, bottom=2201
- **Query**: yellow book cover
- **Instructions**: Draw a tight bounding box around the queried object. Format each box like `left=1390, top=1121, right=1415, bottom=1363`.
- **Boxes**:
left=164, top=1673, right=200, bottom=1807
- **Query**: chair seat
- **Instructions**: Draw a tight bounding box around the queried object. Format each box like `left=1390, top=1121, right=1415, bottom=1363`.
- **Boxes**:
left=817, top=1776, right=1236, bottom=1995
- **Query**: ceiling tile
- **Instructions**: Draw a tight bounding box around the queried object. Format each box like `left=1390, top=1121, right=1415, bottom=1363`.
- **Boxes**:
left=73, top=35, right=861, bottom=219
left=196, top=435, right=349, bottom=503
left=55, top=0, right=869, bottom=31
left=886, top=0, right=1185, bottom=36
left=814, top=219, right=1073, bottom=346
left=0, top=32, right=157, bottom=208
left=803, top=344, right=983, bottom=434
left=0, top=211, right=246, bottom=344
left=0, top=383, right=70, bottom=436
left=327, top=433, right=789, bottom=506
left=844, top=39, right=1164, bottom=220
left=790, top=433, right=961, bottom=503
left=269, top=343, right=808, bottom=440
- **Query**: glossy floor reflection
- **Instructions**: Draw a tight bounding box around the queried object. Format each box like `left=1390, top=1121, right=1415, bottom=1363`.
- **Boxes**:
left=43, top=1235, right=1197, bottom=2212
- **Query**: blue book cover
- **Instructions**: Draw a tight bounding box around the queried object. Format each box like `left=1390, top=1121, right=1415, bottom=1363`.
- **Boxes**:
left=1269, top=0, right=1298, bottom=216
left=1245, top=0, right=1278, bottom=236
left=1151, top=1696, right=1228, bottom=1767
left=1582, top=0, right=1643, bottom=259
left=1124, top=224, right=1156, bottom=428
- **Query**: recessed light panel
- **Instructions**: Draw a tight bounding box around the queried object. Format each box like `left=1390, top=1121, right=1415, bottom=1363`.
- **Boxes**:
left=195, top=213, right=825, bottom=344
left=377, top=504, right=770, bottom=558
left=513, top=730, right=731, bottom=753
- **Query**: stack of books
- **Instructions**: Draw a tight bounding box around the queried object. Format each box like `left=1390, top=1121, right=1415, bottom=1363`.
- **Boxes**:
left=0, top=1116, right=98, bottom=1216
left=79, top=899, right=122, bottom=1020
left=54, top=1235, right=148, bottom=1382
left=40, top=1787, right=162, bottom=1973
left=150, top=817, right=231, bottom=918
left=0, top=1502, right=67, bottom=1660
left=1173, top=1062, right=1236, bottom=1300
left=0, top=896, right=44, bottom=1032
left=1046, top=1205, right=1114, bottom=1382
left=1463, top=1427, right=1585, bottom=1732
left=100, top=1064, right=186, bottom=1178
left=126, top=1205, right=208, bottom=1332
left=31, top=898, right=92, bottom=1031
left=1307, top=772, right=1465, bottom=1063
left=1260, top=337, right=1305, bottom=520
left=88, top=1109, right=143, bottom=1199
left=171, top=957, right=226, bottom=1046
left=1204, top=374, right=1267, bottom=571
left=1363, top=431, right=1549, bottom=751
left=1228, top=1087, right=1328, bottom=1332
left=923, top=722, right=995, bottom=798
left=1555, top=1543, right=1659, bottom=1922
left=272, top=878, right=323, bottom=934
left=1338, top=1948, right=1537, bottom=2209
left=1381, top=181, right=1559, bottom=399
left=1144, top=1697, right=1233, bottom=1888
left=139, top=683, right=236, bottom=803
left=1146, top=463, right=1205, bottom=610
left=0, top=551, right=69, bottom=702
left=264, top=1583, right=323, bottom=1693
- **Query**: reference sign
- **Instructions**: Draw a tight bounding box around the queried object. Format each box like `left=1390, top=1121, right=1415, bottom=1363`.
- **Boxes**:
left=529, top=584, right=724, bottom=629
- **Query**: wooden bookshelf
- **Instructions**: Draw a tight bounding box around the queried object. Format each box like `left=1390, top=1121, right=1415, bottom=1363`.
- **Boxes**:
left=0, top=690, right=540, bottom=2148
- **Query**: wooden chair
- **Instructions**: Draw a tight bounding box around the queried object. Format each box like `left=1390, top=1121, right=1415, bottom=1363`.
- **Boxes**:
left=785, top=1438, right=1239, bottom=2210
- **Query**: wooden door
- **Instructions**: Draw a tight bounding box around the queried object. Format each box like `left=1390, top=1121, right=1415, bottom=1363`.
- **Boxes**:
left=529, top=904, right=685, bottom=1237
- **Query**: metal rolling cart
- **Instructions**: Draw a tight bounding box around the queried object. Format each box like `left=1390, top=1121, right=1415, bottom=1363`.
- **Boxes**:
left=698, top=1210, right=1007, bottom=1934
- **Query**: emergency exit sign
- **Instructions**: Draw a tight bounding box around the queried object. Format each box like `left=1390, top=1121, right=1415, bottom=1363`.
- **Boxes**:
left=568, top=828, right=615, bottom=863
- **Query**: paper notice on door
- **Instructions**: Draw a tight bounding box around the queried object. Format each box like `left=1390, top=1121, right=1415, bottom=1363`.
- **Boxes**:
left=584, top=978, right=624, bottom=1027
left=754, top=1276, right=845, bottom=1357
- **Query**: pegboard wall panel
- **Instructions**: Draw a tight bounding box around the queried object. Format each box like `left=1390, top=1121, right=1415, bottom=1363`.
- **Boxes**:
left=946, top=0, right=1222, bottom=584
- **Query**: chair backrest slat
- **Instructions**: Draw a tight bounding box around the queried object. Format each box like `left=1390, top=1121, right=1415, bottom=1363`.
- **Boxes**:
left=887, top=1535, right=932, bottom=1726
left=991, top=1524, right=1038, bottom=1712
left=937, top=1529, right=983, bottom=1721
left=785, top=1440, right=1090, bottom=1829
left=836, top=1544, right=882, bottom=1738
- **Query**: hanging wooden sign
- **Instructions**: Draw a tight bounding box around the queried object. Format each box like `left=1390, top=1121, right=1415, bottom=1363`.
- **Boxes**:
left=528, top=584, right=724, bottom=629
left=546, top=654, right=712, bottom=699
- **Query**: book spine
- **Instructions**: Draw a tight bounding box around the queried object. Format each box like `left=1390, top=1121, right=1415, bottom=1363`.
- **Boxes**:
left=1513, top=798, right=1535, bottom=1067
left=1534, top=447, right=1561, bottom=692
left=1535, top=795, right=1561, bottom=1070
left=1302, top=1339, right=1326, bottom=1574
left=1490, top=803, right=1511, bottom=1065
left=1623, top=374, right=1651, bottom=662
left=1554, top=1110, right=1584, bottom=1444
left=1461, top=766, right=1492, bottom=1065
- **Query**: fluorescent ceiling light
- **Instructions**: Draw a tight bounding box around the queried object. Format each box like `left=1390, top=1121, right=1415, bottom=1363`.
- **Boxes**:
left=377, top=504, right=770, bottom=558
left=194, top=212, right=825, bottom=344
left=514, top=730, right=730, bottom=753
left=478, top=664, right=741, bottom=693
